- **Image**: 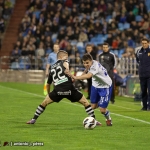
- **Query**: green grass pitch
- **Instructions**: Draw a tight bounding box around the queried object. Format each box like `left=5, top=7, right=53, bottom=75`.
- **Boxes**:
left=0, top=82, right=150, bottom=150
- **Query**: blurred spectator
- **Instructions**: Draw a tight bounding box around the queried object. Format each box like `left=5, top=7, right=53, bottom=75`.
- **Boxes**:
left=138, top=2, right=147, bottom=15
left=98, top=0, right=106, bottom=12
left=9, top=0, right=150, bottom=71
left=126, top=11, right=135, bottom=23
left=0, top=16, right=4, bottom=32
left=0, top=5, right=3, bottom=17
left=3, top=5, right=11, bottom=19
left=119, top=13, right=127, bottom=23
left=122, top=47, right=135, bottom=58
left=78, top=30, right=88, bottom=43
left=59, top=36, right=69, bottom=50
left=36, top=42, right=45, bottom=58
left=91, top=7, right=99, bottom=19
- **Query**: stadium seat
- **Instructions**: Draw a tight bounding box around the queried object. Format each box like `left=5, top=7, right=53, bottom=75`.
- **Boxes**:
left=135, top=15, right=142, bottom=22
left=106, top=15, right=112, bottom=22
left=124, top=23, right=130, bottom=29
left=70, top=40, right=77, bottom=46
left=113, top=50, right=119, bottom=56
left=77, top=47, right=85, bottom=53
left=92, top=41, right=101, bottom=46
left=90, top=37, right=97, bottom=42
left=76, top=42, right=84, bottom=48
left=51, top=33, right=58, bottom=43
left=96, top=37, right=105, bottom=44
left=118, top=49, right=125, bottom=58
left=118, top=23, right=124, bottom=30
left=103, top=34, right=108, bottom=41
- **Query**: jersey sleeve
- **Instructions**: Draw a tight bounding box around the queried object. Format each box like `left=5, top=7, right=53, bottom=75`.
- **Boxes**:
left=89, top=62, right=98, bottom=75
left=47, top=54, right=51, bottom=64
left=47, top=67, right=53, bottom=84
left=135, top=49, right=140, bottom=64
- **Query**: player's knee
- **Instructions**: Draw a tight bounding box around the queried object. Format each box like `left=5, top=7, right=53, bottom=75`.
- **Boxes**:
left=83, top=101, right=90, bottom=107
left=100, top=108, right=106, bottom=114
left=91, top=104, right=98, bottom=109
left=41, top=100, right=48, bottom=107
left=79, top=99, right=89, bottom=107
left=41, top=95, right=53, bottom=107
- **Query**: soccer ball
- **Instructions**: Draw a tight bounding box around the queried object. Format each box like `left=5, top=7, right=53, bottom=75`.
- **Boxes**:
left=83, top=117, right=96, bottom=129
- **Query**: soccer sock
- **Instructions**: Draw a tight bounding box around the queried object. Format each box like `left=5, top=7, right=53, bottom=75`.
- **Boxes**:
left=103, top=110, right=111, bottom=120
left=85, top=105, right=95, bottom=118
left=33, top=105, right=45, bottom=120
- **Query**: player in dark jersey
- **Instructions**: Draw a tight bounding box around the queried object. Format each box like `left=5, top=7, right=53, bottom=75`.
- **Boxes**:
left=27, top=50, right=101, bottom=125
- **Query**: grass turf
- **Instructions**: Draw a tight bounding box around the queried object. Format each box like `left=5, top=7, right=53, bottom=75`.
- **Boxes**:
left=0, top=82, right=150, bottom=150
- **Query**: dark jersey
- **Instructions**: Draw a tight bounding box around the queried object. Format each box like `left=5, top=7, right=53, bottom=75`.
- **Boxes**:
left=47, top=59, right=73, bottom=91
left=99, top=51, right=117, bottom=78
left=136, top=47, right=150, bottom=77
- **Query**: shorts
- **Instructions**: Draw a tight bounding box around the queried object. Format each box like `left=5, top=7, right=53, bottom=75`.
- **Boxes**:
left=90, top=85, right=112, bottom=108
left=49, top=87, right=83, bottom=103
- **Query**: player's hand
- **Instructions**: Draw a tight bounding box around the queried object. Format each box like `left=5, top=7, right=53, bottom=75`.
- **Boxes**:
left=64, top=69, right=72, bottom=77
left=64, top=69, right=69, bottom=74
left=84, top=68, right=88, bottom=73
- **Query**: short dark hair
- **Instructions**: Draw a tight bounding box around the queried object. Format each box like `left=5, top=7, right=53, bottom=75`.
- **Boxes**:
left=86, top=44, right=92, bottom=48
left=102, top=42, right=109, bottom=46
left=82, top=53, right=93, bottom=61
left=141, top=38, right=149, bottom=43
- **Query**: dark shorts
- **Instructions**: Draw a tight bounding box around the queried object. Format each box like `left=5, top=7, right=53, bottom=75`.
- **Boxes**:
left=49, top=87, right=83, bottom=103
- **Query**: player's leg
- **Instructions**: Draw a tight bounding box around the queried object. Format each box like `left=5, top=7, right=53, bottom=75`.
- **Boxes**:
left=98, top=86, right=112, bottom=126
left=78, top=95, right=96, bottom=118
left=78, top=95, right=102, bottom=126
left=140, top=77, right=148, bottom=110
left=26, top=95, right=54, bottom=124
left=147, top=77, right=150, bottom=110
left=89, top=86, right=102, bottom=125
left=68, top=88, right=96, bottom=119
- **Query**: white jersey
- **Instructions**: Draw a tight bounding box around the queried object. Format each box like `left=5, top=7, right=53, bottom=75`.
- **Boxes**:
left=89, top=60, right=112, bottom=88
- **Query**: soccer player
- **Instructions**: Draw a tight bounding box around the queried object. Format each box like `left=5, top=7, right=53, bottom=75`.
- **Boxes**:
left=99, top=43, right=117, bottom=104
left=66, top=53, right=112, bottom=126
left=45, top=43, right=60, bottom=76
left=135, top=38, right=150, bottom=111
left=27, top=50, right=101, bottom=125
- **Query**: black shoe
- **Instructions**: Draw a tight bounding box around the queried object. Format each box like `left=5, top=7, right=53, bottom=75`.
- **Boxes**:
left=141, top=107, right=147, bottom=111
left=86, top=96, right=90, bottom=99
left=110, top=101, right=115, bottom=104
left=147, top=108, right=150, bottom=111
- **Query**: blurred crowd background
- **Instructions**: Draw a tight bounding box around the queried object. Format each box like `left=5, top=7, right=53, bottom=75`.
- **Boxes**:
left=0, top=0, right=150, bottom=70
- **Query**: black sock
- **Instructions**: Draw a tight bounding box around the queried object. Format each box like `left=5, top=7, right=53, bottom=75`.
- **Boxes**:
left=85, top=105, right=95, bottom=118
left=33, top=105, right=45, bottom=120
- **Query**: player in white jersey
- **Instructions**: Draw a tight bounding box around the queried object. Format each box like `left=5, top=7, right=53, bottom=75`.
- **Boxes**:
left=66, top=53, right=112, bottom=126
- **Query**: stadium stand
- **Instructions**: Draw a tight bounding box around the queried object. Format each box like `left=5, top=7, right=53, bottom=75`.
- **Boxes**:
left=0, top=0, right=150, bottom=70
left=0, top=0, right=15, bottom=48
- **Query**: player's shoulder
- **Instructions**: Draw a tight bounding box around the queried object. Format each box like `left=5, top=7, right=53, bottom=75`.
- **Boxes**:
left=91, top=60, right=99, bottom=68
left=109, top=52, right=116, bottom=57
left=98, top=52, right=103, bottom=56
left=135, top=46, right=142, bottom=54
left=48, top=51, right=56, bottom=56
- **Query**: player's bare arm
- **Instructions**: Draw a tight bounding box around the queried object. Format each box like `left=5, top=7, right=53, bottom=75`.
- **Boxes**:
left=72, top=72, right=93, bottom=80
left=46, top=83, right=51, bottom=94
left=46, top=63, right=50, bottom=76
left=63, top=61, right=71, bottom=76
left=82, top=68, right=88, bottom=75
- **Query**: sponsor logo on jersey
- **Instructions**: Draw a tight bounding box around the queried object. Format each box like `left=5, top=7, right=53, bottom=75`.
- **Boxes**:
left=57, top=90, right=71, bottom=95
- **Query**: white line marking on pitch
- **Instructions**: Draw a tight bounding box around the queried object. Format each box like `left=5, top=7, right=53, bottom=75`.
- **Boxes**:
left=0, top=85, right=150, bottom=125
left=110, top=105, right=137, bottom=110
